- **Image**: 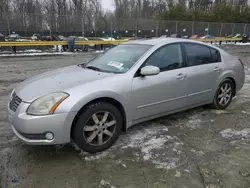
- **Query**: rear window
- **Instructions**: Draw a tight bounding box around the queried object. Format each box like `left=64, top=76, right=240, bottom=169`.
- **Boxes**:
left=184, top=43, right=222, bottom=66
left=184, top=43, right=211, bottom=66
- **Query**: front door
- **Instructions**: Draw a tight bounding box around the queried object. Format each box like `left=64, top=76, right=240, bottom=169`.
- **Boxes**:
left=131, top=43, right=188, bottom=121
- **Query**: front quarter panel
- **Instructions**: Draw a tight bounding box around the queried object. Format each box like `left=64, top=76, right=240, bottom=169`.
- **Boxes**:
left=56, top=74, right=133, bottom=125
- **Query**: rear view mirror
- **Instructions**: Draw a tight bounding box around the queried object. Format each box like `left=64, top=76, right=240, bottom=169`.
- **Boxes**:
left=140, top=66, right=160, bottom=76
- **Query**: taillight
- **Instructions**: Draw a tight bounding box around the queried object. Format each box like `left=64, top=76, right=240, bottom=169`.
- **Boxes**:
left=239, top=59, right=244, bottom=66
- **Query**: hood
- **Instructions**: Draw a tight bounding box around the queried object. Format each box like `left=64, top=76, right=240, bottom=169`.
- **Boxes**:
left=15, top=65, right=113, bottom=102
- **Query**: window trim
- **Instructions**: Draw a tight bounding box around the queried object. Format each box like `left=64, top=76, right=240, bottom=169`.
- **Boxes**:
left=209, top=47, right=222, bottom=63
left=182, top=42, right=222, bottom=67
left=134, top=42, right=187, bottom=77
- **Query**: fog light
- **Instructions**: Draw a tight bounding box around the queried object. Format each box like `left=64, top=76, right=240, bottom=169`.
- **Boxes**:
left=45, top=132, right=54, bottom=140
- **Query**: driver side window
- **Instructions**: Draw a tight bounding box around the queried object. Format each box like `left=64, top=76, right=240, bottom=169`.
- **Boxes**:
left=145, top=43, right=184, bottom=71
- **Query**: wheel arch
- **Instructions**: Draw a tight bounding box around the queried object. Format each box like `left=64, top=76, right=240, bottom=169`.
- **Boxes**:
left=218, top=71, right=237, bottom=97
left=226, top=77, right=236, bottom=97
left=71, top=97, right=127, bottom=138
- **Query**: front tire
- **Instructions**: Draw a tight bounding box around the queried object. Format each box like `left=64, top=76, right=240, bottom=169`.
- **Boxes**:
left=210, top=79, right=234, bottom=110
left=72, top=102, right=122, bottom=153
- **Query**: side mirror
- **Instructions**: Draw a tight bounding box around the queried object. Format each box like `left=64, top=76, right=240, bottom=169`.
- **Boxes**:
left=140, top=66, right=160, bottom=76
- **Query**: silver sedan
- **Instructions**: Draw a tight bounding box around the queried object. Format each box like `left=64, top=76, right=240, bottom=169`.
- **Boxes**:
left=8, top=38, right=245, bottom=153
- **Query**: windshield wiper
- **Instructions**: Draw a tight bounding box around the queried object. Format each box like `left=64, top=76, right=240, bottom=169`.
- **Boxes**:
left=85, top=66, right=103, bottom=72
left=84, top=65, right=117, bottom=74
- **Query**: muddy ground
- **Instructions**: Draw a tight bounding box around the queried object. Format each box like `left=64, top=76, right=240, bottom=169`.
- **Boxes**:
left=1, top=46, right=250, bottom=188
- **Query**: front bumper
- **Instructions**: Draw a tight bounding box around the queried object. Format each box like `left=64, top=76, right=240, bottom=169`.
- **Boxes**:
left=8, top=102, right=77, bottom=145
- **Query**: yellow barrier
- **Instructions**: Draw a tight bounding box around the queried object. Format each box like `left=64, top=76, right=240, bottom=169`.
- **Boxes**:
left=0, top=40, right=129, bottom=47
left=198, top=37, right=242, bottom=42
left=0, top=38, right=244, bottom=47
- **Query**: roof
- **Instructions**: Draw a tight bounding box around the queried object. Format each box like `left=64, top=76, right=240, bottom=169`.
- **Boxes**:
left=124, top=38, right=207, bottom=46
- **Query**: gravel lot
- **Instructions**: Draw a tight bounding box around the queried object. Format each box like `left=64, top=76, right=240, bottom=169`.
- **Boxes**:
left=1, top=46, right=250, bottom=188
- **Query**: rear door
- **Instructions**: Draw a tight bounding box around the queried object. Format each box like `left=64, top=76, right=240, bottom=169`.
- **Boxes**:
left=183, top=43, right=223, bottom=105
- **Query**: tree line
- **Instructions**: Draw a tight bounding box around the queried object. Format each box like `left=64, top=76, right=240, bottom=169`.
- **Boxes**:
left=0, top=0, right=250, bottom=35
left=114, top=0, right=250, bottom=23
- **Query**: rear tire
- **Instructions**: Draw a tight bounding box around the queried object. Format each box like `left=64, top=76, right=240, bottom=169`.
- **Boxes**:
left=209, top=79, right=234, bottom=110
left=72, top=102, right=122, bottom=153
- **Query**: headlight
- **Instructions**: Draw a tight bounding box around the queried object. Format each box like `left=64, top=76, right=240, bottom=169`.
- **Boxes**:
left=27, top=92, right=69, bottom=116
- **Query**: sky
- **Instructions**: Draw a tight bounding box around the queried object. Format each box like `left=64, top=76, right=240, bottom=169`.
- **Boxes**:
left=101, top=0, right=114, bottom=11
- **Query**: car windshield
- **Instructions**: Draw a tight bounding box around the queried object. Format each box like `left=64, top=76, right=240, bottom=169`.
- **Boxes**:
left=84, top=44, right=152, bottom=73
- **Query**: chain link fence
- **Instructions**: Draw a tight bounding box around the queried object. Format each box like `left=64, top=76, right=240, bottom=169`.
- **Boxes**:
left=1, top=12, right=250, bottom=38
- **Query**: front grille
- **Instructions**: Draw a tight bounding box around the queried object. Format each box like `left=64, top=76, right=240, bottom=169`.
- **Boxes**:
left=9, top=92, right=22, bottom=112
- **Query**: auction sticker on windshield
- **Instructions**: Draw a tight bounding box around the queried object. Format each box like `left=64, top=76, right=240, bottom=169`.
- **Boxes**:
left=107, top=61, right=123, bottom=69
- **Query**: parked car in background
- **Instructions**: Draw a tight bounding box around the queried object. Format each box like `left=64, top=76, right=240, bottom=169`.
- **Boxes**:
left=31, top=34, right=41, bottom=41
left=8, top=34, right=21, bottom=41
left=189, top=35, right=200, bottom=39
left=51, top=35, right=61, bottom=41
left=41, top=35, right=66, bottom=41
left=0, top=33, right=5, bottom=42
left=0, top=33, right=5, bottom=51
left=41, top=36, right=51, bottom=41
left=200, top=34, right=214, bottom=39
left=169, top=34, right=182, bottom=38
left=100, top=37, right=116, bottom=41
left=75, top=36, right=89, bottom=51
left=160, top=35, right=170, bottom=38
left=8, top=38, right=245, bottom=153
left=233, top=34, right=242, bottom=38
left=143, top=35, right=153, bottom=39
left=58, top=35, right=67, bottom=41
left=129, top=36, right=144, bottom=40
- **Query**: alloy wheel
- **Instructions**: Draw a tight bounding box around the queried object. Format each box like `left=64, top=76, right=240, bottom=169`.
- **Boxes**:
left=218, top=83, right=232, bottom=106
left=83, top=111, right=116, bottom=146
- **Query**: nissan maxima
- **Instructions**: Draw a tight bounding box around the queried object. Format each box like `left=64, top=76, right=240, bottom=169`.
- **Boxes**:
left=8, top=38, right=245, bottom=153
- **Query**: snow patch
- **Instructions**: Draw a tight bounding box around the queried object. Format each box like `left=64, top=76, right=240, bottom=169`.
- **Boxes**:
left=186, top=119, right=202, bottom=129
left=121, top=127, right=185, bottom=170
left=23, top=49, right=42, bottom=53
left=175, top=170, right=181, bottom=177
left=71, top=124, right=184, bottom=170
left=99, top=180, right=116, bottom=188
left=70, top=142, right=109, bottom=161
left=84, top=151, right=109, bottom=161
left=235, top=42, right=250, bottom=46
left=190, top=149, right=205, bottom=156
left=183, top=114, right=203, bottom=129
left=116, top=160, right=127, bottom=168
left=141, top=137, right=168, bottom=160
left=211, top=110, right=230, bottom=115
left=220, top=128, right=250, bottom=140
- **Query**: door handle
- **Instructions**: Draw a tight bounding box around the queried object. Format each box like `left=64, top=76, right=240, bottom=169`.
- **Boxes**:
left=214, top=67, right=221, bottom=72
left=176, top=73, right=186, bottom=80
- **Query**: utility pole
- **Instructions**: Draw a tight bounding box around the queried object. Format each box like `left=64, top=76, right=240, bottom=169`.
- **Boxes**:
left=110, top=19, right=113, bottom=38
